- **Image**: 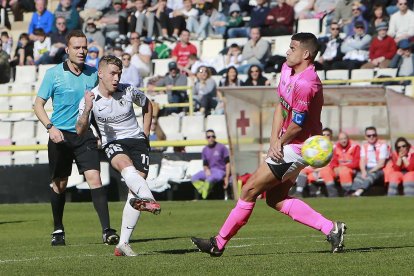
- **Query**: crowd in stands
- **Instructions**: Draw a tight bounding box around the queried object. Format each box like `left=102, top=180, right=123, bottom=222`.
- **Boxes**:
left=1, top=0, right=414, bottom=116
left=295, top=126, right=414, bottom=197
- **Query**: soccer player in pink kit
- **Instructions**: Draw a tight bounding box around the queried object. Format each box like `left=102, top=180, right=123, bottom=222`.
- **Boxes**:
left=191, top=33, right=347, bottom=256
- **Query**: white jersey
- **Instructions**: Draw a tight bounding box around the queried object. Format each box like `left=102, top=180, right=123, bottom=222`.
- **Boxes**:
left=78, top=83, right=147, bottom=147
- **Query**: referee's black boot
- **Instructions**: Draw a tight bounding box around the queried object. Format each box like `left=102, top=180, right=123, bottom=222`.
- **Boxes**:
left=51, top=230, right=65, bottom=246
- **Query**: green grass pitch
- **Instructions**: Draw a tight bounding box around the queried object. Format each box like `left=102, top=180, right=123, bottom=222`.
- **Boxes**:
left=1, top=197, right=414, bottom=275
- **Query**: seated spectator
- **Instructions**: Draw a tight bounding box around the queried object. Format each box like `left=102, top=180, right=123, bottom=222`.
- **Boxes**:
left=166, top=0, right=187, bottom=39
left=262, top=0, right=294, bottom=37
left=85, top=46, right=102, bottom=68
left=98, top=0, right=128, bottom=45
left=150, top=0, right=170, bottom=40
left=242, top=65, right=270, bottom=86
left=28, top=0, right=54, bottom=40
left=389, top=39, right=414, bottom=83
left=191, top=129, right=231, bottom=199
left=0, top=39, right=10, bottom=84
left=1, top=31, right=13, bottom=55
left=10, top=33, right=34, bottom=66
left=333, top=0, right=353, bottom=33
left=361, top=22, right=397, bottom=69
left=172, top=0, right=199, bottom=37
left=54, top=0, right=80, bottom=31
left=225, top=3, right=244, bottom=38
left=84, top=18, right=106, bottom=49
left=50, top=16, right=68, bottom=64
left=119, top=53, right=142, bottom=87
left=216, top=66, right=242, bottom=114
left=346, top=1, right=368, bottom=36
left=156, top=61, right=188, bottom=114
left=296, top=127, right=334, bottom=197
left=289, top=0, right=314, bottom=19
left=222, top=0, right=250, bottom=16
left=9, top=0, right=36, bottom=22
left=331, top=21, right=371, bottom=71
left=388, top=0, right=414, bottom=43
left=187, top=2, right=227, bottom=40
left=129, top=0, right=155, bottom=40
left=224, top=43, right=242, bottom=70
left=129, top=33, right=152, bottom=77
left=227, top=0, right=270, bottom=38
left=238, top=27, right=271, bottom=74
left=328, top=132, right=361, bottom=195
left=387, top=137, right=414, bottom=196
left=171, top=29, right=198, bottom=71
left=350, top=126, right=390, bottom=197
left=193, top=66, right=217, bottom=116
left=79, top=0, right=112, bottom=21
left=315, top=21, right=344, bottom=71
left=148, top=113, right=167, bottom=152
left=33, top=28, right=51, bottom=65
left=367, top=3, right=389, bottom=36
left=183, top=53, right=206, bottom=78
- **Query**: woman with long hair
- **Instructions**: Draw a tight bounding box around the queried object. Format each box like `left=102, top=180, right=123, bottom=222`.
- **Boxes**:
left=242, top=65, right=270, bottom=86
left=192, top=66, right=217, bottom=116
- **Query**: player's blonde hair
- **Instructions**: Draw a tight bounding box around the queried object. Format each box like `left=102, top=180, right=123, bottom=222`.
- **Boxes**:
left=99, top=55, right=123, bottom=70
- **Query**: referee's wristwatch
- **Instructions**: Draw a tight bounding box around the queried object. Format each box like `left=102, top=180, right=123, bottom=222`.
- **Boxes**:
left=46, top=123, right=54, bottom=131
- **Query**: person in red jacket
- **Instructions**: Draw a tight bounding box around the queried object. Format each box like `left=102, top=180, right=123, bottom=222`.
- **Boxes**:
left=387, top=137, right=414, bottom=196
left=261, top=0, right=294, bottom=37
left=361, top=22, right=397, bottom=69
left=328, top=132, right=361, bottom=195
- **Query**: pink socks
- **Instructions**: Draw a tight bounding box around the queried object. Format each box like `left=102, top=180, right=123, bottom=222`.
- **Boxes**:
left=215, top=199, right=255, bottom=250
left=280, top=198, right=333, bottom=235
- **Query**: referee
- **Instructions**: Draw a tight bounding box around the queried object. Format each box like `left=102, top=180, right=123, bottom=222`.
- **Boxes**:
left=34, top=30, right=119, bottom=246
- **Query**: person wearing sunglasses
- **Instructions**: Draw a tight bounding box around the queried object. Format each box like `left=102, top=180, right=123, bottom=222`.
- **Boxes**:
left=193, top=66, right=217, bottom=116
left=191, top=129, right=230, bottom=199
left=388, top=0, right=414, bottom=44
left=120, top=52, right=142, bottom=87
left=315, top=21, right=344, bottom=71
left=350, top=126, right=390, bottom=197
left=387, top=137, right=414, bottom=196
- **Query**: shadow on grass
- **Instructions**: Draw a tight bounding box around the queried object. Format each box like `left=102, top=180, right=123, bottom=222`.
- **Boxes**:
left=130, top=236, right=189, bottom=243
left=0, top=220, right=28, bottom=225
left=153, top=248, right=200, bottom=255
left=346, top=245, right=414, bottom=252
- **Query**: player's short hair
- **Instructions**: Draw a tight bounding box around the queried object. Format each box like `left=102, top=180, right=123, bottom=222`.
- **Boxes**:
left=66, top=30, right=87, bottom=45
left=291, top=32, right=319, bottom=61
left=365, top=126, right=377, bottom=133
left=99, top=55, right=123, bottom=70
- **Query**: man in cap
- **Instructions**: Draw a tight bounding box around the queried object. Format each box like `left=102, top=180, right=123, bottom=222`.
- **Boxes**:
left=389, top=39, right=414, bottom=81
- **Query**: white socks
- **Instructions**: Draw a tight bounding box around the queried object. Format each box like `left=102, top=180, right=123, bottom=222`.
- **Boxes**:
left=119, top=192, right=141, bottom=245
left=121, top=166, right=154, bottom=200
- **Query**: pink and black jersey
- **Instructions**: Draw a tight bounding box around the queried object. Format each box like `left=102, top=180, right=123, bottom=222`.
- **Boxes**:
left=277, top=62, right=323, bottom=154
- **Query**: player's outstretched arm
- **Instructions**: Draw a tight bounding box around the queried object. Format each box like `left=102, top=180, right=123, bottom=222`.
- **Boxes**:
left=76, top=92, right=94, bottom=135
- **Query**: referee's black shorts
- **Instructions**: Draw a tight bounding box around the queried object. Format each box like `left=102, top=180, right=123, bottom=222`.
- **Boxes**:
left=48, top=129, right=100, bottom=180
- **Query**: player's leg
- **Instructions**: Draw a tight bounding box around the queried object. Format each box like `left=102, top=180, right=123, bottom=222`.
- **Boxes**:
left=48, top=139, right=73, bottom=246
left=74, top=131, right=117, bottom=244
left=192, top=161, right=279, bottom=256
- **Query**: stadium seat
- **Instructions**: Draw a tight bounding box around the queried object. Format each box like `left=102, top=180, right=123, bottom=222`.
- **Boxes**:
left=13, top=137, right=37, bottom=146
left=189, top=40, right=201, bottom=54
left=185, top=159, right=203, bottom=179
left=0, top=122, right=11, bottom=139
left=0, top=155, right=12, bottom=166
left=15, top=65, right=37, bottom=84
left=273, top=35, right=291, bottom=57
left=181, top=115, right=205, bottom=140
left=206, top=114, right=228, bottom=139
left=297, top=18, right=320, bottom=34
left=225, top=37, right=248, bottom=48
left=158, top=115, right=182, bottom=140
left=37, top=64, right=55, bottom=83
left=36, top=151, right=48, bottom=164
left=9, top=101, right=34, bottom=120
left=12, top=121, right=35, bottom=140
left=10, top=83, right=33, bottom=95
left=350, top=69, right=374, bottom=86
left=151, top=94, right=169, bottom=106
left=13, top=151, right=37, bottom=165
left=147, top=158, right=188, bottom=192
left=317, top=70, right=325, bottom=80
left=0, top=83, right=10, bottom=94
left=36, top=121, right=49, bottom=144
left=376, top=68, right=398, bottom=78
left=0, top=101, right=9, bottom=120
left=200, top=39, right=225, bottom=60
left=153, top=58, right=173, bottom=76
left=325, top=69, right=349, bottom=81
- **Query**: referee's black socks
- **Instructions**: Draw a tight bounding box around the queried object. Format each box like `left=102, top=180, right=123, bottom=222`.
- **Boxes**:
left=50, top=189, right=65, bottom=231
left=90, top=186, right=111, bottom=231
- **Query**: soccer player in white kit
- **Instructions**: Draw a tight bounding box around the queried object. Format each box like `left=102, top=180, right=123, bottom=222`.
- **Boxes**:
left=76, top=55, right=160, bottom=256
left=191, top=33, right=347, bottom=256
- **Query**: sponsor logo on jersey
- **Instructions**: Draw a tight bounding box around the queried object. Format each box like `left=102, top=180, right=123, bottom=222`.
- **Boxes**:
left=280, top=96, right=291, bottom=111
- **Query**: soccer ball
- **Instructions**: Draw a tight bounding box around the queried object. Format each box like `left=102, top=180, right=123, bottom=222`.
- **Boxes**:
left=301, top=135, right=333, bottom=168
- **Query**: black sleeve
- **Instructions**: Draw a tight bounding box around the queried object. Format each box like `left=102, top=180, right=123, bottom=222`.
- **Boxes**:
left=203, top=160, right=209, bottom=166
left=224, top=156, right=230, bottom=164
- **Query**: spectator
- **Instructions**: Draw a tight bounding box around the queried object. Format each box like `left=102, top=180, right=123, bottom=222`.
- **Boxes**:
left=216, top=66, right=242, bottom=114
left=225, top=3, right=244, bottom=37
left=331, top=21, right=371, bottom=71
left=172, top=0, right=198, bottom=34
left=191, top=129, right=231, bottom=199
left=262, top=0, right=294, bottom=37
left=242, top=65, right=270, bottom=86
left=33, top=28, right=51, bottom=65
left=0, top=38, right=10, bottom=83
left=9, top=0, right=36, bottom=22
left=1, top=31, right=13, bottom=55
left=148, top=112, right=167, bottom=152
left=315, top=21, right=344, bottom=71
left=156, top=61, right=188, bottom=114
left=54, top=0, right=80, bottom=31
left=98, top=0, right=128, bottom=45
left=350, top=126, right=390, bottom=197
left=84, top=18, right=106, bottom=49
left=227, top=0, right=270, bottom=38
left=50, top=16, right=68, bottom=64
left=166, top=0, right=187, bottom=39
left=388, top=137, right=414, bottom=196
left=238, top=27, right=271, bottom=74
left=388, top=0, right=414, bottom=43
left=367, top=3, right=389, bottom=36
left=224, top=43, right=242, bottom=70
left=151, top=0, right=170, bottom=40
left=119, top=52, right=142, bottom=87
left=389, top=39, right=414, bottom=80
left=28, top=0, right=54, bottom=40
left=79, top=0, right=112, bottom=21
left=328, top=132, right=361, bottom=196
left=183, top=53, right=205, bottom=78
left=361, top=22, right=397, bottom=69
left=128, top=33, right=152, bottom=76
left=346, top=1, right=368, bottom=36
left=187, top=2, right=227, bottom=40
left=10, top=33, right=34, bottom=66
left=290, top=0, right=315, bottom=19
left=85, top=46, right=102, bottom=68
left=222, top=0, right=250, bottom=16
left=0, top=1, right=11, bottom=30
left=193, top=66, right=217, bottom=116
left=171, top=29, right=198, bottom=70
left=333, top=0, right=353, bottom=33
left=129, top=0, right=155, bottom=39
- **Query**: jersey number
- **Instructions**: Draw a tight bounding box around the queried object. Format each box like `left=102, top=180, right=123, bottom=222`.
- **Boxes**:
left=105, top=144, right=123, bottom=158
left=141, top=154, right=149, bottom=166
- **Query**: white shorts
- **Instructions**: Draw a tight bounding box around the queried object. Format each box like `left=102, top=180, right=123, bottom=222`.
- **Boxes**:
left=265, top=144, right=307, bottom=182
